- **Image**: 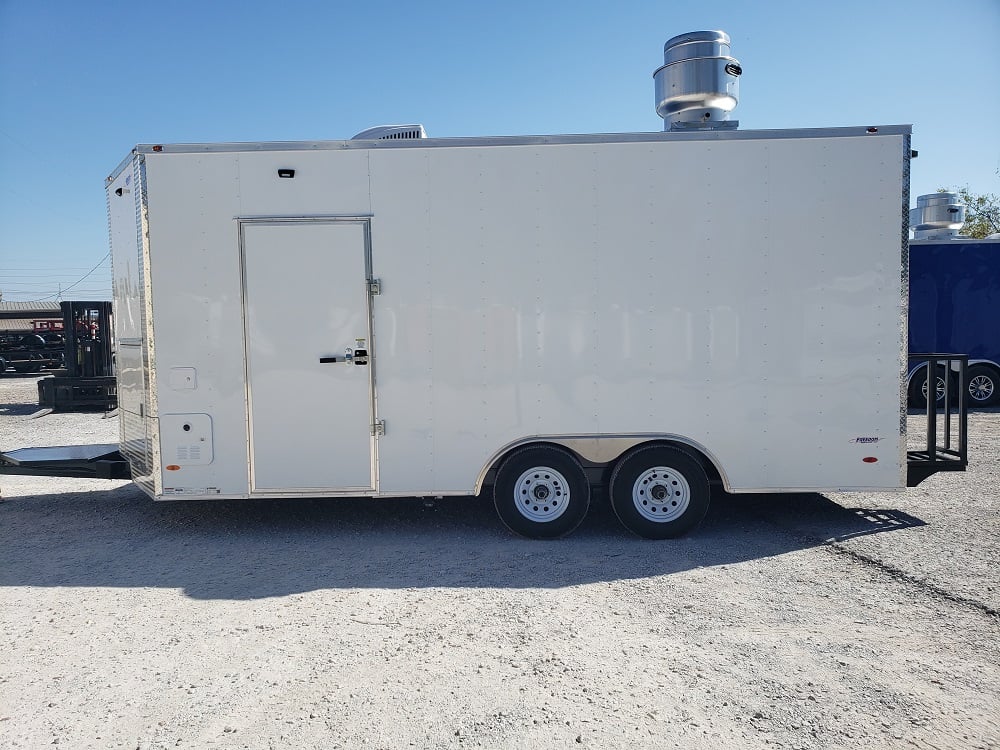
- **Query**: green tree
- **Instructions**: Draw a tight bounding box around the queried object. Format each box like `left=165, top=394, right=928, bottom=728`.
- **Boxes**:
left=937, top=186, right=1000, bottom=238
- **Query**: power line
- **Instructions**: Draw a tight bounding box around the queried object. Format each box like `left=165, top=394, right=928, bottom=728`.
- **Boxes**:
left=19, top=253, right=112, bottom=302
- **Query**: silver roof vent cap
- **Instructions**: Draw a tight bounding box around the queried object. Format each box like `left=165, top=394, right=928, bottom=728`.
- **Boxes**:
left=911, top=193, right=966, bottom=240
left=654, top=30, right=741, bottom=131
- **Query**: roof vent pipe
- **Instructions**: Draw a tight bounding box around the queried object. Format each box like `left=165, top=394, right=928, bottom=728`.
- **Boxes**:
left=910, top=193, right=966, bottom=240
left=654, top=30, right=741, bottom=131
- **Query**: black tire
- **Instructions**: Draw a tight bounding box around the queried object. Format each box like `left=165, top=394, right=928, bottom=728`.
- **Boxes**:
left=967, top=364, right=1000, bottom=407
left=908, top=364, right=949, bottom=408
left=492, top=445, right=590, bottom=539
left=609, top=445, right=710, bottom=539
left=18, top=334, right=45, bottom=348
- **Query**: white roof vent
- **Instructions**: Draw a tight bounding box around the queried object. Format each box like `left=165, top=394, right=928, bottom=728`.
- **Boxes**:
left=351, top=124, right=427, bottom=141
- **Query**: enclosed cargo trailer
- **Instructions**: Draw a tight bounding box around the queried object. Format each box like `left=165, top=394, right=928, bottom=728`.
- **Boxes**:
left=99, top=120, right=950, bottom=536
left=0, top=31, right=968, bottom=537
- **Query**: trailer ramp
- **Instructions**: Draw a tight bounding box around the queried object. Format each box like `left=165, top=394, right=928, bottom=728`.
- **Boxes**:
left=0, top=444, right=130, bottom=479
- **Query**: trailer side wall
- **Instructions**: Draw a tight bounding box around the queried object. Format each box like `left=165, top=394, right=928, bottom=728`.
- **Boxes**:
left=107, top=159, right=156, bottom=495
left=111, top=129, right=909, bottom=499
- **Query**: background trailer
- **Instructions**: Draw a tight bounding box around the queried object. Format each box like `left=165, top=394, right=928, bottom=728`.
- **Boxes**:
left=907, top=192, right=1000, bottom=408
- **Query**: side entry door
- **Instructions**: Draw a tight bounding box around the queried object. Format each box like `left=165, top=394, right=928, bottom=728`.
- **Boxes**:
left=241, top=219, right=375, bottom=493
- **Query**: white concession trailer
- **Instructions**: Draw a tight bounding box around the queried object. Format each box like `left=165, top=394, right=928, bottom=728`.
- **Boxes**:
left=1, top=31, right=967, bottom=538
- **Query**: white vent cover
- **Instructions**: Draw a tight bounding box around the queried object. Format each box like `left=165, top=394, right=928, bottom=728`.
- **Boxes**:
left=351, top=124, right=427, bottom=140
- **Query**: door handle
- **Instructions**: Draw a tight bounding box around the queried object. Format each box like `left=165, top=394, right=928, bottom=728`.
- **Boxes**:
left=319, top=348, right=369, bottom=365
left=320, top=348, right=352, bottom=364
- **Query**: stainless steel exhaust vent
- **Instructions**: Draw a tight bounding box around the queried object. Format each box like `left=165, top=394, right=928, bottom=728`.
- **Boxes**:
left=654, top=30, right=741, bottom=131
left=910, top=193, right=966, bottom=240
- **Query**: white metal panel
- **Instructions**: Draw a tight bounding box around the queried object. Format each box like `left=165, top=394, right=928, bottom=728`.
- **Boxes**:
left=107, top=161, right=143, bottom=344
left=129, top=129, right=907, bottom=500
left=368, top=133, right=906, bottom=493
left=140, top=152, right=247, bottom=497
left=234, top=150, right=371, bottom=218
left=107, top=159, right=151, bottom=483
left=160, top=413, right=214, bottom=466
left=242, top=220, right=374, bottom=492
left=137, top=149, right=374, bottom=498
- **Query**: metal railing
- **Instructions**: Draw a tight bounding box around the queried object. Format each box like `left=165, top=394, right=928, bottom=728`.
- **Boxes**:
left=906, top=353, right=968, bottom=486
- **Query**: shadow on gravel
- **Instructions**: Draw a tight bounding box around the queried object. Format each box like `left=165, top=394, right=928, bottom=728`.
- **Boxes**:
left=0, top=483, right=928, bottom=600
left=0, top=374, right=46, bottom=415
left=0, top=402, right=42, bottom=417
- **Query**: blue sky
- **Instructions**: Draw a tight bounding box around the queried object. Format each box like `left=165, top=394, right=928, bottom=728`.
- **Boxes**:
left=1, top=0, right=998, bottom=302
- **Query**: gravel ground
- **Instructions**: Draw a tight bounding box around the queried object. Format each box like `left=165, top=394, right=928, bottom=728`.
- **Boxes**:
left=1, top=374, right=998, bottom=749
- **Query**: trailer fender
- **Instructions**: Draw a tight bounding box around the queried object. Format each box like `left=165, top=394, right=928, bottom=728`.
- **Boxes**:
left=474, top=434, right=731, bottom=496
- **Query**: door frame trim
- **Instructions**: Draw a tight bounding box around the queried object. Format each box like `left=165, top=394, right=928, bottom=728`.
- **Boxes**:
left=237, top=216, right=378, bottom=494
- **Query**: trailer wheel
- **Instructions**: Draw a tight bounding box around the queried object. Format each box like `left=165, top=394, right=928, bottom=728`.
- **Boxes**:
left=908, top=364, right=948, bottom=407
left=967, top=364, right=1000, bottom=407
left=493, top=445, right=590, bottom=539
left=609, top=445, right=710, bottom=539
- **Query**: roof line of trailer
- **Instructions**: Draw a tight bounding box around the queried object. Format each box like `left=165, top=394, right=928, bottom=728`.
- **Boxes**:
left=129, top=125, right=912, bottom=157
left=105, top=125, right=911, bottom=184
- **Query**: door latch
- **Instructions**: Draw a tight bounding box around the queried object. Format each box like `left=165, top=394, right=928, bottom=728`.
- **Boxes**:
left=319, top=348, right=353, bottom=364
left=319, top=345, right=368, bottom=365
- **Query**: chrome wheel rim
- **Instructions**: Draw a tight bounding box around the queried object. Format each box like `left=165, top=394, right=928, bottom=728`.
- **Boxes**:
left=969, top=374, right=994, bottom=402
left=921, top=376, right=946, bottom=402
left=514, top=466, right=570, bottom=522
left=632, top=467, right=690, bottom=522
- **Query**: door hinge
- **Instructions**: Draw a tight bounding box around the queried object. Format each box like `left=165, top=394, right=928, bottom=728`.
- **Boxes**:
left=371, top=420, right=385, bottom=436
left=369, top=279, right=381, bottom=295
